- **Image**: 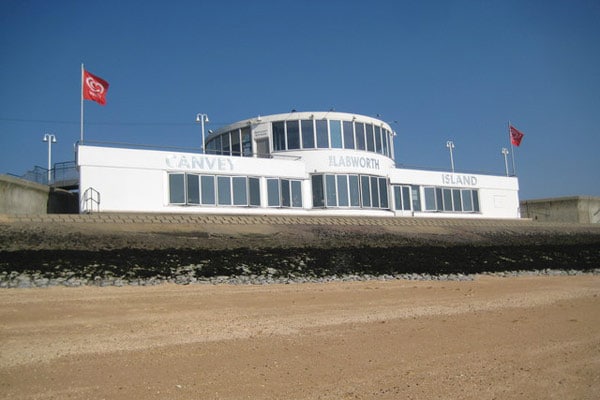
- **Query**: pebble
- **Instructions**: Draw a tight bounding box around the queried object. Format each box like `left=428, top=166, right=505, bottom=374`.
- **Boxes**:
left=0, top=268, right=598, bottom=289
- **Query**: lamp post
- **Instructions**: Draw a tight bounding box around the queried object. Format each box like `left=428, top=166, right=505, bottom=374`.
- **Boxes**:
left=502, top=147, right=510, bottom=176
left=446, top=140, right=455, bottom=172
left=196, top=113, right=209, bottom=153
left=43, top=134, right=57, bottom=184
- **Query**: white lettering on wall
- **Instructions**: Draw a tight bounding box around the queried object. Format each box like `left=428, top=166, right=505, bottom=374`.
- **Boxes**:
left=441, top=173, right=478, bottom=187
left=166, top=155, right=234, bottom=171
left=328, top=155, right=380, bottom=170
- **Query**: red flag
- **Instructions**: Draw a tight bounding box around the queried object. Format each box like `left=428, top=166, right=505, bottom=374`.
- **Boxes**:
left=83, top=70, right=109, bottom=105
left=509, top=125, right=524, bottom=147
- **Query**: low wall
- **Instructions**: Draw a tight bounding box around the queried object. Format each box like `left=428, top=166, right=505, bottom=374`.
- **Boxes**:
left=521, top=196, right=600, bottom=224
left=0, top=175, right=78, bottom=214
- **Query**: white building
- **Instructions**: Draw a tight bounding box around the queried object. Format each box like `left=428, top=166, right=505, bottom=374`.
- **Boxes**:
left=77, top=111, right=520, bottom=218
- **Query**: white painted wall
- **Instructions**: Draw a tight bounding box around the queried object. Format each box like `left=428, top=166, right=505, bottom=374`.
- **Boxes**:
left=78, top=145, right=520, bottom=218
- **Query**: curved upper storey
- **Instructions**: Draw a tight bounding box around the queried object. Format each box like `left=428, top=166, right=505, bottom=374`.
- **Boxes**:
left=205, top=111, right=396, bottom=161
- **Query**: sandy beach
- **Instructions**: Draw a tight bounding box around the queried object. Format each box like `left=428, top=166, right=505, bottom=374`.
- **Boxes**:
left=1, top=275, right=599, bottom=399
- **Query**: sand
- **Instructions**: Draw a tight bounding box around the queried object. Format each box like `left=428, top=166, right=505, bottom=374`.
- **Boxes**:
left=1, top=275, right=599, bottom=399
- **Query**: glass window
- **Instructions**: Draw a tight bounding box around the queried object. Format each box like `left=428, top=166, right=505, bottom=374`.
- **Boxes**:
left=249, top=177, right=260, bottom=206
left=281, top=179, right=291, bottom=207
left=473, top=190, right=480, bottom=212
left=326, top=174, right=337, bottom=207
left=232, top=177, right=247, bottom=205
left=393, top=186, right=402, bottom=211
left=316, top=120, right=329, bottom=148
left=453, top=189, right=463, bottom=212
left=355, top=122, right=365, bottom=150
left=330, top=120, right=343, bottom=148
left=375, top=126, right=382, bottom=154
left=443, top=188, right=453, bottom=211
left=424, top=187, right=436, bottom=211
left=213, top=136, right=222, bottom=155
left=286, top=120, right=300, bottom=150
left=187, top=174, right=200, bottom=204
left=361, top=175, right=371, bottom=207
left=365, top=124, right=375, bottom=152
left=370, top=176, right=380, bottom=208
left=379, top=177, right=388, bottom=208
left=301, top=120, right=315, bottom=149
left=222, top=133, right=231, bottom=156
left=402, top=186, right=411, bottom=210
left=382, top=129, right=389, bottom=157
left=217, top=176, right=231, bottom=205
left=267, top=178, right=280, bottom=207
left=241, top=127, right=252, bottom=157
left=169, top=174, right=185, bottom=204
left=291, top=180, right=302, bottom=207
left=273, top=121, right=285, bottom=151
left=349, top=175, right=360, bottom=207
left=312, top=175, right=324, bottom=207
left=201, top=175, right=215, bottom=204
left=231, top=129, right=241, bottom=156
left=411, top=186, right=421, bottom=211
left=337, top=175, right=349, bottom=207
left=462, top=189, right=473, bottom=212
left=343, top=121, right=354, bottom=149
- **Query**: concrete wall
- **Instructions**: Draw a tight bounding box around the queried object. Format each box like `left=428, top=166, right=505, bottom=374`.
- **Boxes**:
left=0, top=174, right=78, bottom=214
left=520, top=196, right=600, bottom=224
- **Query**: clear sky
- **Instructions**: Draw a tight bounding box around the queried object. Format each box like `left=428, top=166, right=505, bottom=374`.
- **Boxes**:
left=1, top=0, right=599, bottom=200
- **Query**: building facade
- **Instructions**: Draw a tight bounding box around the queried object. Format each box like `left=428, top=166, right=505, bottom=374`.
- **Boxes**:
left=77, top=111, right=520, bottom=218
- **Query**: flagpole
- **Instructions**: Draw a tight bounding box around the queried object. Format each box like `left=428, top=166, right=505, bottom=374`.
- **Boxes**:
left=80, top=63, right=84, bottom=143
left=508, top=121, right=516, bottom=176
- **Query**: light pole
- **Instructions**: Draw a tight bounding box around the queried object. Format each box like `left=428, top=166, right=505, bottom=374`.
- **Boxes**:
left=42, top=134, right=56, bottom=184
left=502, top=147, right=510, bottom=176
left=196, top=113, right=209, bottom=153
left=446, top=140, right=455, bottom=172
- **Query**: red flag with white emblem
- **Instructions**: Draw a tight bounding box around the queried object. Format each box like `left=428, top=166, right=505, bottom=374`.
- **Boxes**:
left=83, top=70, right=109, bottom=105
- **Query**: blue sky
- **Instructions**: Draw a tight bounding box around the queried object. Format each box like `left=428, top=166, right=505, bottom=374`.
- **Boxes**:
left=1, top=0, right=599, bottom=200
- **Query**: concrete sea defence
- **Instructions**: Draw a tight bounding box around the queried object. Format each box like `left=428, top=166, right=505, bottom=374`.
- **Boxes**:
left=1, top=213, right=599, bottom=287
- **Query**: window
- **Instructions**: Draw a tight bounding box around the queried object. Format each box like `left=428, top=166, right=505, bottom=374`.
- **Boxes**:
left=330, top=120, right=343, bottom=148
left=361, top=175, right=371, bottom=208
left=232, top=177, right=247, bottom=205
left=312, top=175, right=325, bottom=207
left=343, top=121, right=354, bottom=149
left=424, top=187, right=437, bottom=211
left=267, top=178, right=280, bottom=207
left=453, top=189, right=462, bottom=212
left=267, top=178, right=303, bottom=208
left=375, top=126, right=382, bottom=154
left=349, top=175, right=360, bottom=207
left=187, top=174, right=200, bottom=204
left=201, top=176, right=215, bottom=204
left=241, top=128, right=252, bottom=157
left=382, top=129, right=389, bottom=157
left=217, top=176, right=231, bottom=205
left=301, top=120, right=315, bottom=149
left=443, top=188, right=453, bottom=211
left=462, top=189, right=473, bottom=212
left=169, top=174, right=185, bottom=204
left=291, top=180, right=302, bottom=207
left=168, top=174, right=261, bottom=207
left=337, top=175, right=349, bottom=207
left=222, top=133, right=231, bottom=156
left=249, top=178, right=260, bottom=206
left=325, top=174, right=337, bottom=207
left=316, top=119, right=329, bottom=148
left=365, top=124, right=375, bottom=152
left=411, top=186, right=421, bottom=211
left=379, top=177, right=388, bottom=208
left=393, top=185, right=412, bottom=211
left=286, top=120, right=300, bottom=149
left=355, top=122, right=365, bottom=150
left=231, top=129, right=241, bottom=156
left=281, top=179, right=291, bottom=207
left=273, top=121, right=285, bottom=151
